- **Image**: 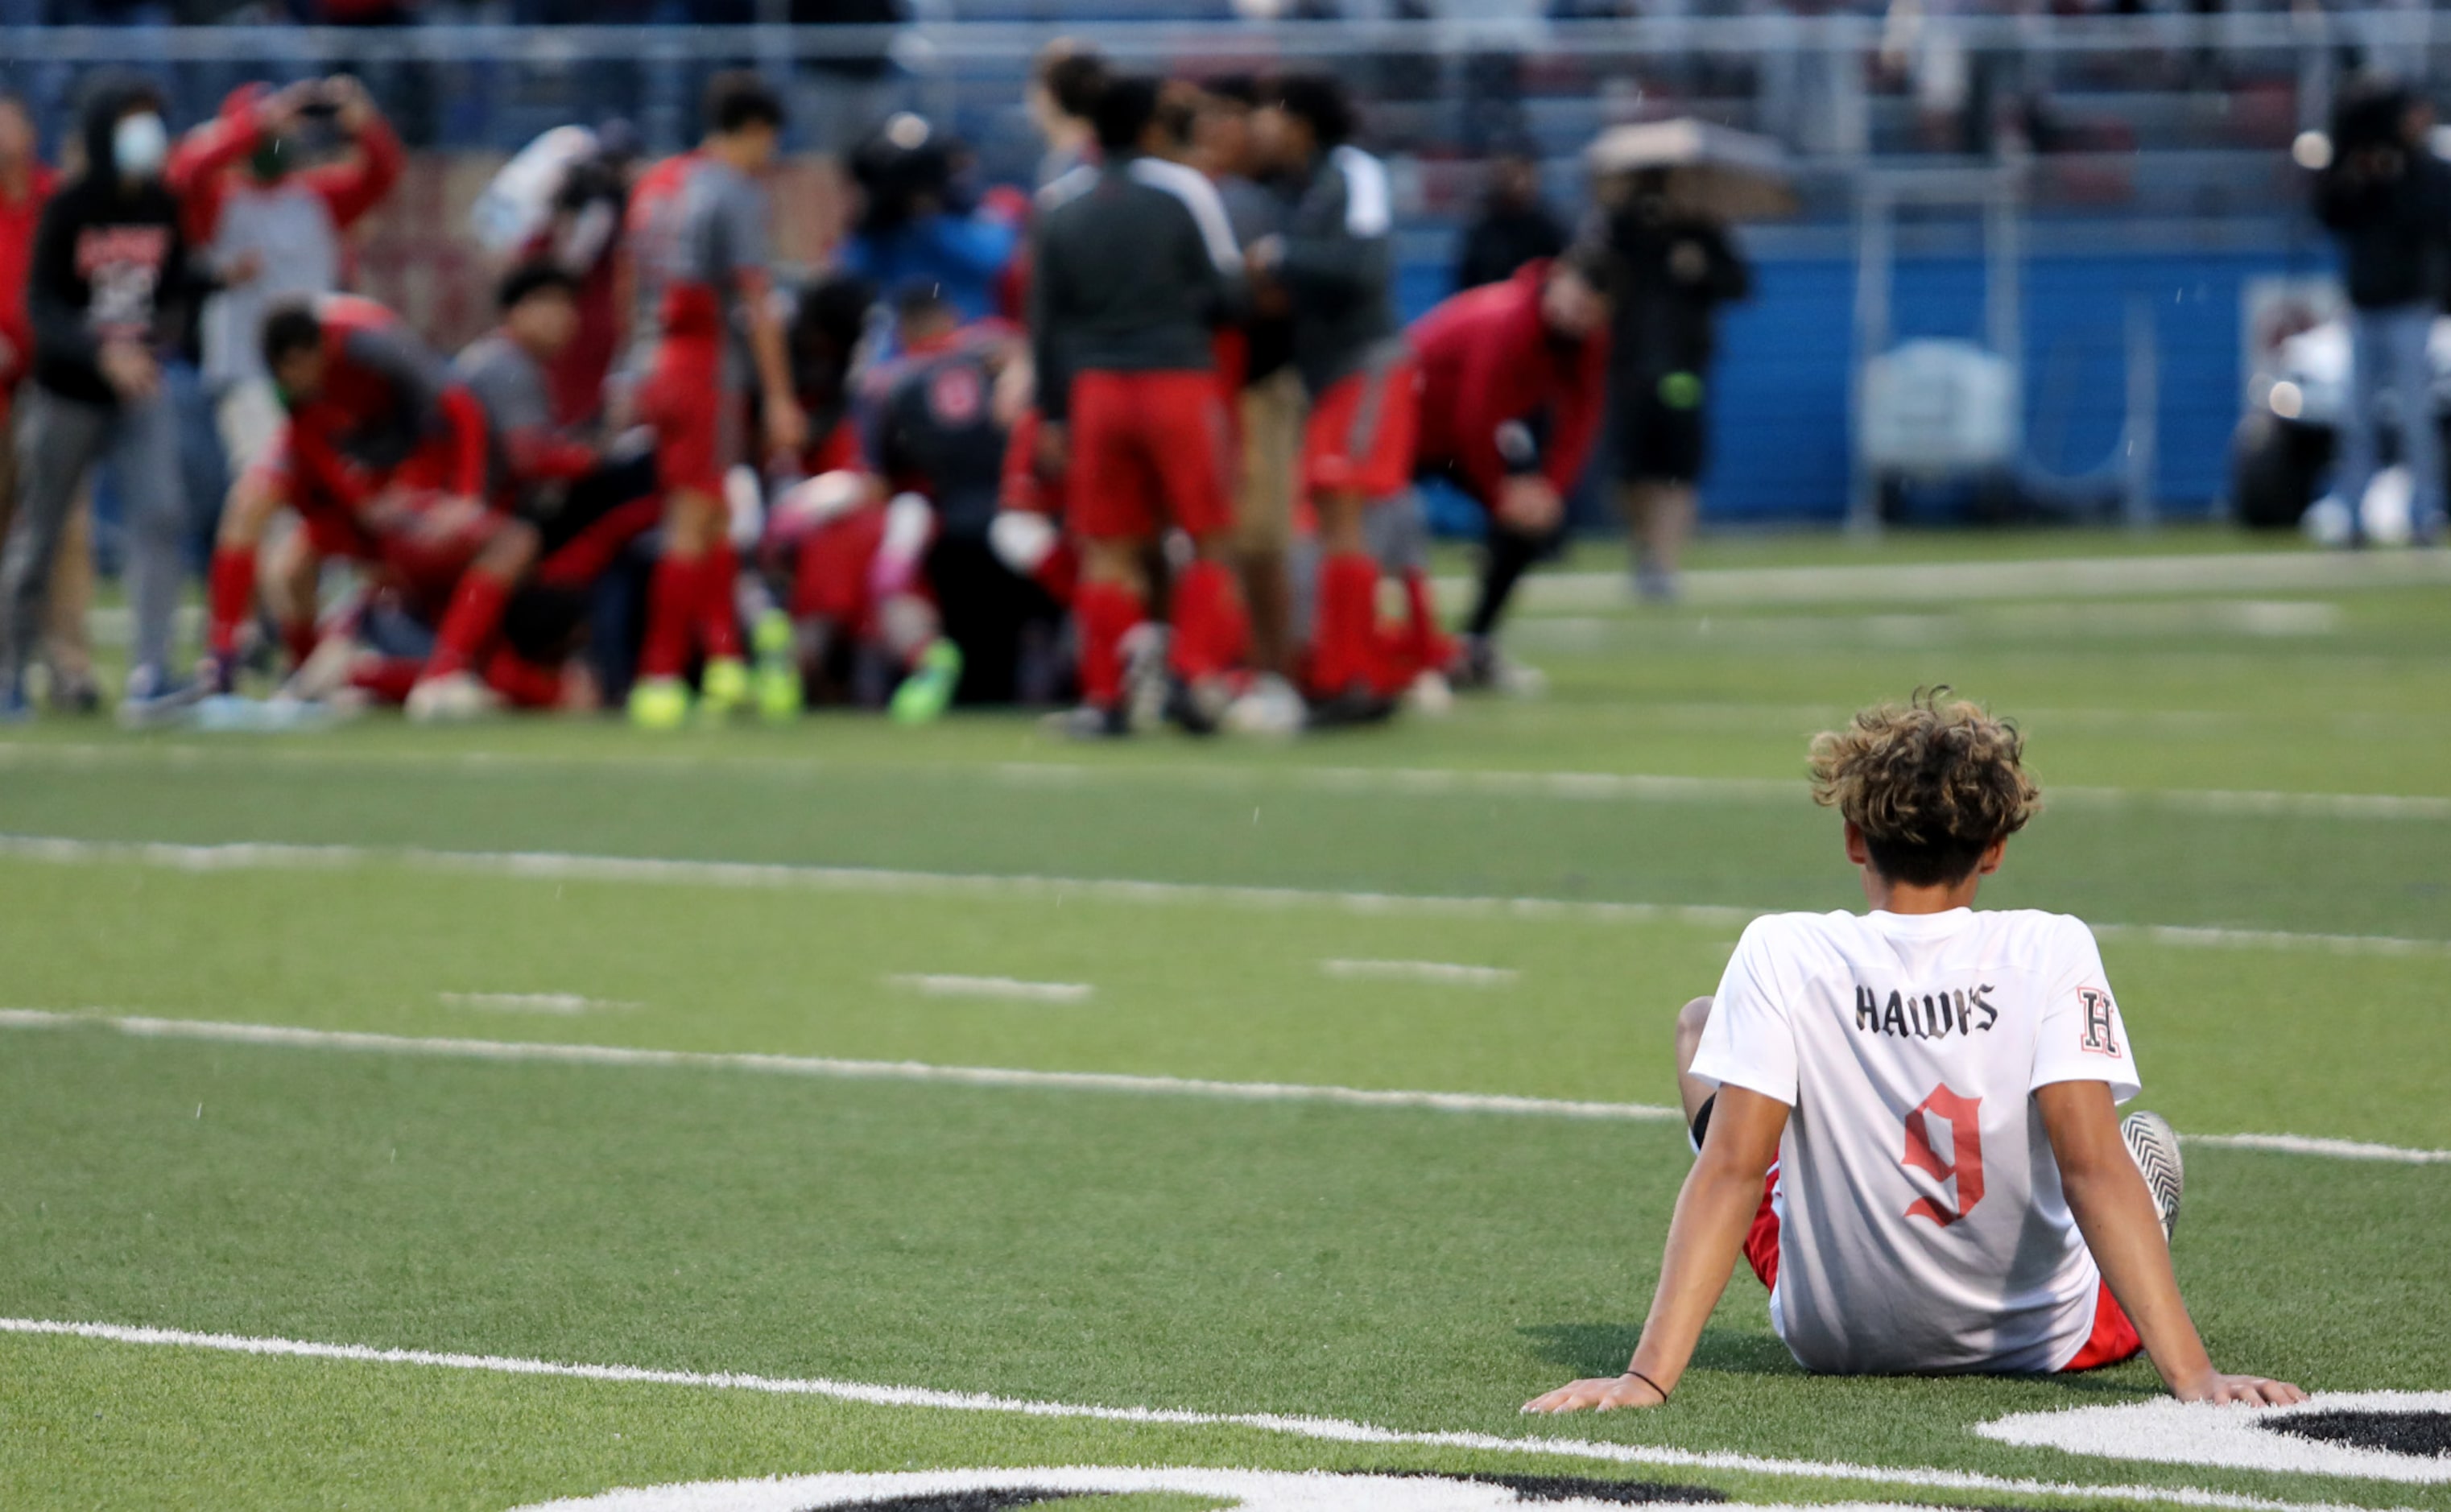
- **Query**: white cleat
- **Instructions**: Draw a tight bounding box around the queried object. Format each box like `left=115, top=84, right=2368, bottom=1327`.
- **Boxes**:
left=2122, top=1109, right=2185, bottom=1239
left=1404, top=668, right=1455, bottom=718
left=1221, top=672, right=1306, bottom=738
left=406, top=671, right=501, bottom=725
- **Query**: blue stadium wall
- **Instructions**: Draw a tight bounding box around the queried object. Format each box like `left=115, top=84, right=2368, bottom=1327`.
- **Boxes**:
left=1399, top=243, right=2333, bottom=525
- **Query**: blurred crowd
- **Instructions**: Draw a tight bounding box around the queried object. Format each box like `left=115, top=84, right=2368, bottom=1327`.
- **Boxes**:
left=0, top=47, right=1756, bottom=733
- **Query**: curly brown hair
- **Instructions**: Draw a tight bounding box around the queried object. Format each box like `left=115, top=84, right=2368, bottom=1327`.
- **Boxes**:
left=1808, top=688, right=2042, bottom=886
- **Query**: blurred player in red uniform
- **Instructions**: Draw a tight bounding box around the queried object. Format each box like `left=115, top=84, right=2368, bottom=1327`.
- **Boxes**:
left=621, top=72, right=805, bottom=729
left=1406, top=248, right=1611, bottom=694
left=203, top=295, right=528, bottom=701
left=407, top=262, right=667, bottom=717
left=1250, top=74, right=1414, bottom=725
left=1031, top=75, right=1249, bottom=737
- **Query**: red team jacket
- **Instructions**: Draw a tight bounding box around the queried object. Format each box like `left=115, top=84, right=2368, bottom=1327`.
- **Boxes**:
left=1408, top=258, right=1610, bottom=505
left=283, top=295, right=490, bottom=524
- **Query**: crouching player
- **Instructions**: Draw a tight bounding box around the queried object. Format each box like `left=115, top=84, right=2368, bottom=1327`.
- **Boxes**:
left=412, top=262, right=666, bottom=717
left=1407, top=246, right=1611, bottom=696
left=1525, top=692, right=2306, bottom=1411
left=205, top=295, right=526, bottom=701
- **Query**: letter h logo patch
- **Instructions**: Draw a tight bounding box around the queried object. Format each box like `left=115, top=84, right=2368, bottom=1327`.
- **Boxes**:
left=2078, top=988, right=2121, bottom=1058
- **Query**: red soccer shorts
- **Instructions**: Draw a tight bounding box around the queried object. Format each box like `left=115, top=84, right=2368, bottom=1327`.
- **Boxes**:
left=639, top=333, right=739, bottom=498
left=1738, top=1166, right=2143, bottom=1373
left=1065, top=369, right=1234, bottom=542
left=1302, top=353, right=1420, bottom=502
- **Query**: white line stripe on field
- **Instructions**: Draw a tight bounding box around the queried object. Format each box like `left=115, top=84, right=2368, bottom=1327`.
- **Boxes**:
left=6, top=1010, right=2445, bottom=1166
left=437, top=993, right=638, bottom=1015
left=1432, top=548, right=2451, bottom=613
left=0, top=1010, right=1682, bottom=1122
left=0, top=1316, right=2416, bottom=1512
left=887, top=974, right=1094, bottom=1005
left=2, top=833, right=2445, bottom=960
left=2181, top=1134, right=2451, bottom=1165
left=3, top=742, right=2446, bottom=822
left=1321, top=959, right=1520, bottom=987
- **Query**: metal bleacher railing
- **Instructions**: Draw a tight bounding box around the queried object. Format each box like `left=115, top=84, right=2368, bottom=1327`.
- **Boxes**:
left=0, top=10, right=2434, bottom=238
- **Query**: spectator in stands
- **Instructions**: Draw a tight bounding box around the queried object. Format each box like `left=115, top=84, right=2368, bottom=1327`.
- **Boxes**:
left=522, top=120, right=639, bottom=431
left=1453, top=147, right=1566, bottom=292
left=170, top=76, right=403, bottom=486
left=2314, top=77, right=2450, bottom=547
left=1597, top=172, right=1750, bottom=601
left=841, top=114, right=1021, bottom=326
left=4, top=75, right=206, bottom=722
left=1026, top=40, right=1106, bottom=190
left=0, top=89, right=99, bottom=713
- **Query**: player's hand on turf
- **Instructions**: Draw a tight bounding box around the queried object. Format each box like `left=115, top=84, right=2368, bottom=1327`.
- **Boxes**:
left=2174, top=1373, right=2307, bottom=1407
left=1520, top=1374, right=1668, bottom=1415
left=763, top=392, right=808, bottom=459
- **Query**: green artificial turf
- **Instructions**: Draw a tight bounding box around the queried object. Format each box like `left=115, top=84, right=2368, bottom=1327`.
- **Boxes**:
left=0, top=532, right=2444, bottom=1511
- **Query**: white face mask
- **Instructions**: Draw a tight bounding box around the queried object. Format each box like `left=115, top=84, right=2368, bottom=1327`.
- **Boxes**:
left=111, top=112, right=168, bottom=180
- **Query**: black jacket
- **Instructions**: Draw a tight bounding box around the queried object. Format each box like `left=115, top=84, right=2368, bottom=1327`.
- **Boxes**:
left=1453, top=200, right=1567, bottom=293
left=2314, top=149, right=2451, bottom=311
left=1599, top=198, right=1752, bottom=382
left=27, top=78, right=201, bottom=407
left=1029, top=154, right=1242, bottom=423
left=1273, top=143, right=1401, bottom=395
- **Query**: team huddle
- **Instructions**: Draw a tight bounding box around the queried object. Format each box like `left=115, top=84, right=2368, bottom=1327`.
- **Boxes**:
left=4, top=63, right=1617, bottom=732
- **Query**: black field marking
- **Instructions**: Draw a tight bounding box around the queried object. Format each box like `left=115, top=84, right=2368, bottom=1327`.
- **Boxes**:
left=1389, top=1471, right=1726, bottom=1502
left=2266, top=1409, right=2451, bottom=1458
left=814, top=1491, right=1099, bottom=1511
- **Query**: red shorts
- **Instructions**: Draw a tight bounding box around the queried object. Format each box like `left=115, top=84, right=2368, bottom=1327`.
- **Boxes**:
left=1739, top=1167, right=2143, bottom=1373
left=1302, top=353, right=1420, bottom=502
left=1066, top=369, right=1234, bottom=542
left=639, top=333, right=741, bottom=498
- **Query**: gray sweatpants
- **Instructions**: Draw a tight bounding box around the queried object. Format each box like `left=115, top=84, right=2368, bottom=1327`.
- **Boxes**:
left=2, top=382, right=187, bottom=689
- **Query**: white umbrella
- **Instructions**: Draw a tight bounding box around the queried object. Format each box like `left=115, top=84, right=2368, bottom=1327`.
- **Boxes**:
left=1587, top=118, right=1798, bottom=221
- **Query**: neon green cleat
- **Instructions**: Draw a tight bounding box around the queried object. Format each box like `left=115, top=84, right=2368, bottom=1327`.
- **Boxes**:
left=626, top=675, right=690, bottom=731
left=889, top=638, right=963, bottom=725
left=751, top=609, right=801, bottom=724
left=699, top=655, right=751, bottom=721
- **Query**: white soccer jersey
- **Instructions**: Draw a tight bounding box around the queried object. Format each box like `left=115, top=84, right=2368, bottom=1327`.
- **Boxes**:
left=1688, top=907, right=2140, bottom=1375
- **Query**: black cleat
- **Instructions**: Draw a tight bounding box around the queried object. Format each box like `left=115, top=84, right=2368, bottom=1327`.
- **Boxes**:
left=1304, top=681, right=1399, bottom=731
left=1044, top=703, right=1131, bottom=741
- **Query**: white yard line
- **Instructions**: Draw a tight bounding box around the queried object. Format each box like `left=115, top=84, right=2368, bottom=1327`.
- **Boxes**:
left=2181, top=1134, right=2451, bottom=1166
left=2, top=832, right=2445, bottom=961
left=4, top=1010, right=2444, bottom=1167
left=887, top=974, right=1095, bottom=1005
left=1433, top=549, right=2451, bottom=612
left=2, top=742, right=2446, bottom=822
left=1321, top=960, right=1520, bottom=987
left=0, top=1010, right=1682, bottom=1123
left=0, top=1316, right=2421, bottom=1512
left=437, top=992, right=639, bottom=1015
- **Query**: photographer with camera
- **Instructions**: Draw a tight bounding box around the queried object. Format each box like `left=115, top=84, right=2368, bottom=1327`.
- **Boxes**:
left=169, top=74, right=403, bottom=483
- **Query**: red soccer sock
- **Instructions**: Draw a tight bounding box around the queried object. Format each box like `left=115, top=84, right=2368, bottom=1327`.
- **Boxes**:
left=639, top=550, right=700, bottom=680
left=698, top=539, right=742, bottom=663
left=483, top=646, right=564, bottom=709
left=349, top=656, right=421, bottom=706
left=206, top=546, right=257, bottom=659
left=1168, top=559, right=1248, bottom=684
left=424, top=568, right=514, bottom=681
left=281, top=616, right=318, bottom=671
left=1310, top=551, right=1384, bottom=696
left=1074, top=579, right=1146, bottom=710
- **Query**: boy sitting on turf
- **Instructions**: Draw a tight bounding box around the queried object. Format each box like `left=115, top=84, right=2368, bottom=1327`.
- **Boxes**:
left=1527, top=692, right=2305, bottom=1412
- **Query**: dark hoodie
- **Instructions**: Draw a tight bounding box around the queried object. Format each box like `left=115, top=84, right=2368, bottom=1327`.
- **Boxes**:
left=27, top=76, right=201, bottom=407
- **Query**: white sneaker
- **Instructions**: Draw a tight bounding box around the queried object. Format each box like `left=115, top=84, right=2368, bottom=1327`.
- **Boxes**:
left=2121, top=1109, right=2185, bottom=1239
left=406, top=671, right=501, bottom=725
left=1222, top=672, right=1305, bottom=738
left=1405, top=668, right=1455, bottom=717
left=1118, top=623, right=1171, bottom=734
